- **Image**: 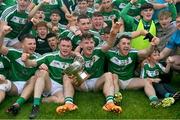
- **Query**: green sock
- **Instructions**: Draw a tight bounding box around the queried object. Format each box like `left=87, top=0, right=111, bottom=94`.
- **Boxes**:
left=149, top=95, right=158, bottom=102
left=33, top=98, right=41, bottom=106
left=65, top=97, right=73, bottom=104
left=16, top=97, right=26, bottom=106
left=165, top=93, right=171, bottom=98
left=106, top=95, right=114, bottom=103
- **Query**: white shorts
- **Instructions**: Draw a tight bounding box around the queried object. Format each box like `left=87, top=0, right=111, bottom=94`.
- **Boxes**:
left=119, top=78, right=133, bottom=90
left=13, top=81, right=26, bottom=95
left=83, top=78, right=98, bottom=92
left=43, top=79, right=63, bottom=97
left=3, top=37, right=20, bottom=47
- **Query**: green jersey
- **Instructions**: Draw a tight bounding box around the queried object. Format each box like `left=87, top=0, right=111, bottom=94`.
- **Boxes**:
left=113, top=0, right=147, bottom=17
left=36, top=51, right=74, bottom=83
left=33, top=0, right=63, bottom=22
left=0, top=2, right=8, bottom=16
left=101, top=9, right=121, bottom=27
left=6, top=48, right=38, bottom=81
left=83, top=48, right=105, bottom=79
left=4, top=0, right=16, bottom=6
left=0, top=5, right=29, bottom=39
left=0, top=55, right=10, bottom=78
left=106, top=50, right=138, bottom=80
left=140, top=62, right=165, bottom=79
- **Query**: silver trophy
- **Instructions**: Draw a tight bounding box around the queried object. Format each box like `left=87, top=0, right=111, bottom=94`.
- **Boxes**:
left=64, top=56, right=89, bottom=86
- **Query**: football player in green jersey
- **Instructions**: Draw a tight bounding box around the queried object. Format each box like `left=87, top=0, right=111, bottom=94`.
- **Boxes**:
left=0, top=21, right=39, bottom=115
left=56, top=21, right=123, bottom=114
left=140, top=48, right=180, bottom=107
left=20, top=37, right=82, bottom=119
left=0, top=0, right=32, bottom=49
left=106, top=33, right=162, bottom=107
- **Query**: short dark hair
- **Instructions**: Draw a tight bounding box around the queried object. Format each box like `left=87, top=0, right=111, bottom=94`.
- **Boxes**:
left=141, top=3, right=153, bottom=11
left=20, top=34, right=35, bottom=42
left=100, top=26, right=111, bottom=35
left=46, top=33, right=57, bottom=40
left=114, top=34, right=131, bottom=46
left=77, top=14, right=90, bottom=22
left=59, top=37, right=72, bottom=43
left=92, top=11, right=103, bottom=17
left=81, top=32, right=94, bottom=41
left=51, top=10, right=60, bottom=15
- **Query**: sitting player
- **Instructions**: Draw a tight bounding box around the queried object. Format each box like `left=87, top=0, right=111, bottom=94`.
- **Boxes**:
left=141, top=48, right=180, bottom=107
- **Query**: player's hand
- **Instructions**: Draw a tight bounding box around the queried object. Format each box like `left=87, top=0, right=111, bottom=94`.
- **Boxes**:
left=21, top=53, right=30, bottom=62
left=0, top=74, right=6, bottom=83
left=52, top=26, right=58, bottom=33
left=166, top=56, right=175, bottom=64
left=0, top=21, right=12, bottom=36
left=31, top=17, right=40, bottom=25
left=111, top=20, right=123, bottom=35
left=153, top=78, right=161, bottom=83
left=42, top=0, right=50, bottom=4
left=130, top=0, right=137, bottom=4
left=140, top=30, right=148, bottom=36
left=39, top=63, right=48, bottom=71
left=150, top=37, right=160, bottom=46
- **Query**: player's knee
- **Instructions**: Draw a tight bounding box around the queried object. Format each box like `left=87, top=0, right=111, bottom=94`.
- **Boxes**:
left=0, top=80, right=12, bottom=92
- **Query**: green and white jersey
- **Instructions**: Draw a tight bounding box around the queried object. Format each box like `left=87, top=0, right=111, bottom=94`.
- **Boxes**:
left=6, top=48, right=38, bottom=81
left=106, top=50, right=138, bottom=80
left=140, top=62, right=165, bottom=79
left=0, top=2, right=8, bottom=16
left=83, top=48, right=105, bottom=79
left=33, top=0, right=63, bottom=22
left=0, top=55, right=10, bottom=78
left=101, top=9, right=121, bottom=27
left=36, top=51, right=74, bottom=83
left=113, top=0, right=147, bottom=17
left=0, top=5, right=29, bottom=39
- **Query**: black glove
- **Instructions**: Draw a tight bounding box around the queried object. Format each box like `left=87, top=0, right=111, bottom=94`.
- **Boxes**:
left=144, top=33, right=154, bottom=42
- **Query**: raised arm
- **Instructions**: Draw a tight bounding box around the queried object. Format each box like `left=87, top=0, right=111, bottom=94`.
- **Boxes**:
left=0, top=21, right=12, bottom=55
left=28, top=0, right=50, bottom=19
left=138, top=37, right=160, bottom=59
left=101, top=20, right=123, bottom=52
left=131, top=30, right=148, bottom=38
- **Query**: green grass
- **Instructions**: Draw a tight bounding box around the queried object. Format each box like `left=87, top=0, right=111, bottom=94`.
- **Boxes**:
left=0, top=72, right=180, bottom=119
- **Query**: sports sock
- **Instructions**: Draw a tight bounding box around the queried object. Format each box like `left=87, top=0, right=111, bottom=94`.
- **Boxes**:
left=165, top=93, right=171, bottom=98
left=33, top=98, right=41, bottom=106
left=16, top=97, right=26, bottom=106
left=65, top=97, right=73, bottom=104
left=106, top=95, right=114, bottom=103
left=149, top=95, right=158, bottom=101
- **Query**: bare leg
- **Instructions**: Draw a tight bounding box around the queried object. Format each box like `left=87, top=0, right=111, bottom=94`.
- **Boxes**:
left=112, top=74, right=120, bottom=93
left=42, top=91, right=64, bottom=104
left=34, top=70, right=51, bottom=98
left=0, top=90, right=5, bottom=103
left=95, top=72, right=114, bottom=97
left=20, top=76, right=37, bottom=100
